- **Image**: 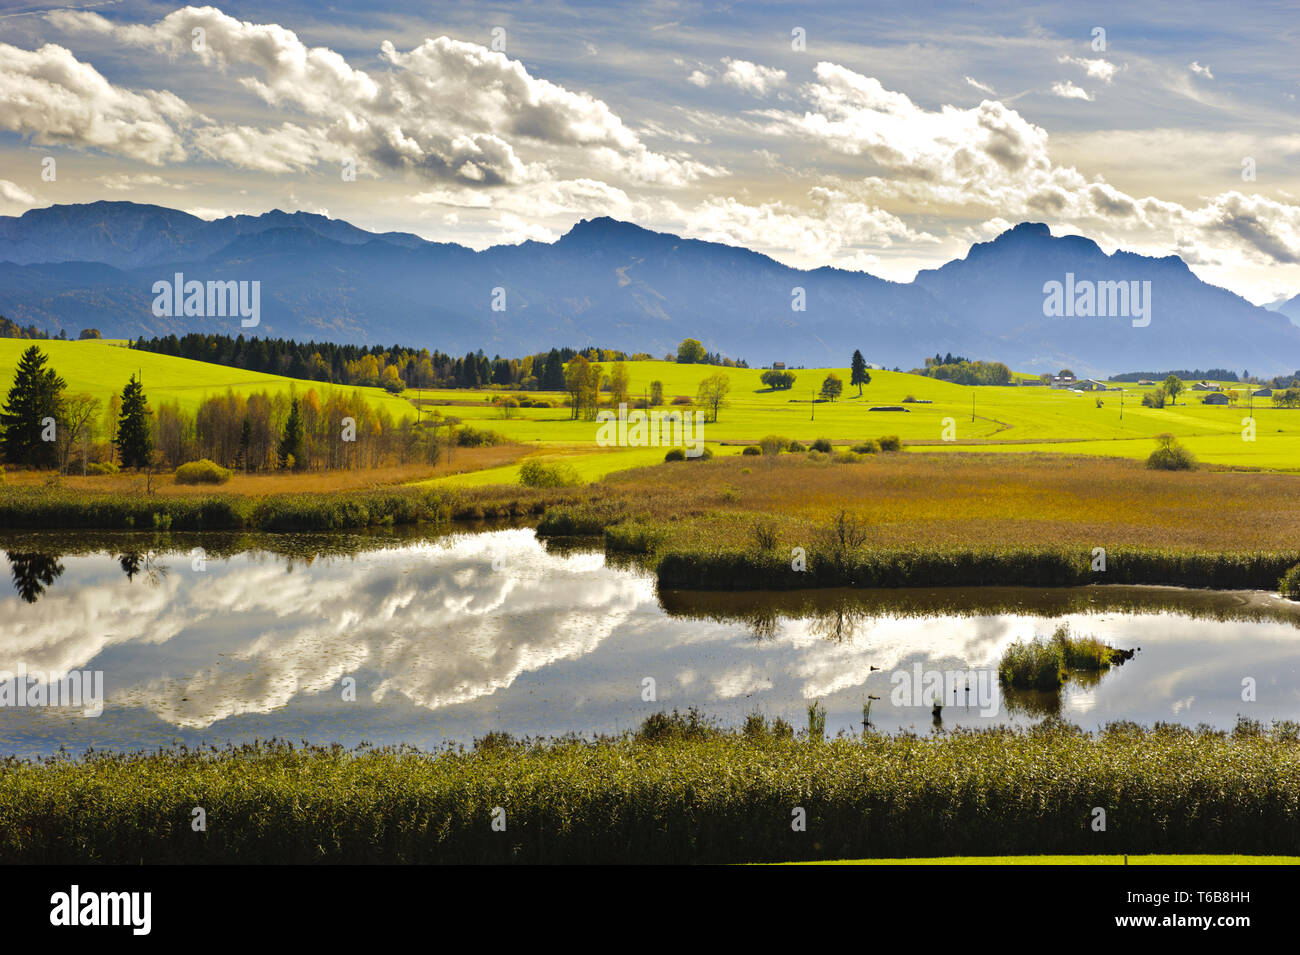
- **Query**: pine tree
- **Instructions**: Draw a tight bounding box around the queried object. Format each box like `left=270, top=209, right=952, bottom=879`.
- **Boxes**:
left=117, top=373, right=153, bottom=469
left=850, top=350, right=870, bottom=396
left=278, top=398, right=304, bottom=470
left=1, top=345, right=65, bottom=468
left=542, top=349, right=566, bottom=391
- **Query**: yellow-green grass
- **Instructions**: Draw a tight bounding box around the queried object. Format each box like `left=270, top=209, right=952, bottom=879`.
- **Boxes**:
left=8, top=344, right=1293, bottom=478
left=417, top=360, right=1299, bottom=472
left=0, top=339, right=417, bottom=421
left=788, top=855, right=1300, bottom=865
left=426, top=442, right=744, bottom=487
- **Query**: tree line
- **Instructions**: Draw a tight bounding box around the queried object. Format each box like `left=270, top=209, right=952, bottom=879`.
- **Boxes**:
left=0, top=345, right=453, bottom=474
left=130, top=334, right=728, bottom=392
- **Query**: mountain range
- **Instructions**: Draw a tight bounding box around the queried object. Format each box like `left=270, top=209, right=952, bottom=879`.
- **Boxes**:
left=1, top=200, right=1297, bottom=377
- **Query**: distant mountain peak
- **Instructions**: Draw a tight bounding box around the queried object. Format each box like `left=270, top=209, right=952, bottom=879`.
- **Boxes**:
left=1004, top=221, right=1052, bottom=238
left=2, top=200, right=1296, bottom=376
left=563, top=216, right=652, bottom=240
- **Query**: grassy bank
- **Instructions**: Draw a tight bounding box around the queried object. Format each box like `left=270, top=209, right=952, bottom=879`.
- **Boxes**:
left=8, top=453, right=1300, bottom=591
left=651, top=545, right=1300, bottom=590
left=3, top=719, right=1299, bottom=864
left=0, top=484, right=561, bottom=532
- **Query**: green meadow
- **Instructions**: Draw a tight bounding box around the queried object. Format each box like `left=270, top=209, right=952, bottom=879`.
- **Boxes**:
left=1, top=344, right=1293, bottom=479
left=0, top=339, right=417, bottom=421
left=419, top=359, right=1298, bottom=478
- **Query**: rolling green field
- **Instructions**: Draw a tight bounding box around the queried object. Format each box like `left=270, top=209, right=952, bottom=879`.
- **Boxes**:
left=2, top=343, right=1293, bottom=479
left=421, top=359, right=1300, bottom=477
left=0, top=339, right=417, bottom=420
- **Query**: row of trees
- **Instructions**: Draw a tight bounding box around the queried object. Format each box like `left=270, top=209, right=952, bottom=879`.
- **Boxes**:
left=131, top=334, right=663, bottom=393
left=0, top=346, right=152, bottom=472
left=133, top=334, right=750, bottom=392
left=674, top=338, right=748, bottom=367
left=154, top=388, right=443, bottom=472
left=0, top=345, right=450, bottom=474
left=916, top=355, right=1013, bottom=386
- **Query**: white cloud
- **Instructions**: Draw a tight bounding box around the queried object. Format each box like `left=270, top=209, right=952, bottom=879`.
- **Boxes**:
left=669, top=187, right=937, bottom=269
left=1190, top=61, right=1214, bottom=79
left=964, top=76, right=995, bottom=94
left=191, top=122, right=346, bottom=174
left=46, top=6, right=713, bottom=186
left=97, top=173, right=174, bottom=190
left=720, top=58, right=787, bottom=96
left=0, top=179, right=38, bottom=205
left=1050, top=80, right=1094, bottom=101
left=0, top=41, right=191, bottom=164
left=1058, top=56, right=1117, bottom=83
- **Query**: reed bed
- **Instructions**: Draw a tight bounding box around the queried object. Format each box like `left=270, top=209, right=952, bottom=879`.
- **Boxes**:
left=3, top=719, right=1299, bottom=864
left=653, top=545, right=1300, bottom=591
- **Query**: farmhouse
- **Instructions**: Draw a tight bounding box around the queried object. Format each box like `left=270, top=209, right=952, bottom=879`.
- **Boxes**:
left=1202, top=392, right=1229, bottom=405
left=771, top=361, right=786, bottom=370
left=1253, top=388, right=1273, bottom=398
left=1191, top=381, right=1219, bottom=391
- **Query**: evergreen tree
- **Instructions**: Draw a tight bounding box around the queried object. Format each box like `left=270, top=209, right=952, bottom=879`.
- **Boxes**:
left=542, top=349, right=566, bottom=391
left=850, top=349, right=870, bottom=396
left=117, top=373, right=153, bottom=469
left=1, top=345, right=65, bottom=468
left=278, top=398, right=304, bottom=470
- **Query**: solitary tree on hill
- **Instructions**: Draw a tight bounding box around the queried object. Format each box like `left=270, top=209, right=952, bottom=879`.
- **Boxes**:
left=677, top=338, right=707, bottom=364
left=695, top=372, right=731, bottom=423
left=850, top=350, right=870, bottom=396
left=1163, top=374, right=1184, bottom=406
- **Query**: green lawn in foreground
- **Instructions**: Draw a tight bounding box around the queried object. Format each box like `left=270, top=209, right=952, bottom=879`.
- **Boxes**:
left=0, top=339, right=417, bottom=420
left=789, top=855, right=1300, bottom=865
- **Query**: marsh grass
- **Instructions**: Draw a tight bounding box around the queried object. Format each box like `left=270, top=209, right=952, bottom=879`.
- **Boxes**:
left=999, top=623, right=1123, bottom=691
left=999, top=639, right=1067, bottom=690
left=5, top=718, right=1300, bottom=864
left=1280, top=563, right=1300, bottom=599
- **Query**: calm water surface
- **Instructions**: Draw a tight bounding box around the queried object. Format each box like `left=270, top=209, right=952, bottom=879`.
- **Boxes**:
left=1, top=528, right=1299, bottom=757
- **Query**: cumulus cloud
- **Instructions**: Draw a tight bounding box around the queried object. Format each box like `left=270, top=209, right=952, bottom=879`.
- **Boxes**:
left=191, top=121, right=347, bottom=174
left=0, top=41, right=191, bottom=164
left=1050, top=80, right=1093, bottom=101
left=748, top=62, right=1300, bottom=270
left=47, top=6, right=714, bottom=186
left=720, top=58, right=787, bottom=96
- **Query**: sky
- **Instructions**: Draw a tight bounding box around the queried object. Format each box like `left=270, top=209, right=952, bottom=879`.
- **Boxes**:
left=1, top=0, right=1298, bottom=304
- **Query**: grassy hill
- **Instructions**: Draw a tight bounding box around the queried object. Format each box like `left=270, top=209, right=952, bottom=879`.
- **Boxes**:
left=419, top=360, right=1300, bottom=476
left=2, top=345, right=1294, bottom=479
left=0, top=339, right=417, bottom=420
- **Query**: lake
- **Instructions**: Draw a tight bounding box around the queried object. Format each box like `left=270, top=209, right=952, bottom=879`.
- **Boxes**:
left=1, top=527, right=1298, bottom=757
